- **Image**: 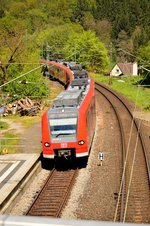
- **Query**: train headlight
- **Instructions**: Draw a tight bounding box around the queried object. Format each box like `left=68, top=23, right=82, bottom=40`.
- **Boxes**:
left=78, top=140, right=85, bottom=145
left=44, top=142, right=50, bottom=147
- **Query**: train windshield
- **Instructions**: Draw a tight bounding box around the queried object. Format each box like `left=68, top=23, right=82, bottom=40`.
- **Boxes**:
left=49, top=118, right=77, bottom=137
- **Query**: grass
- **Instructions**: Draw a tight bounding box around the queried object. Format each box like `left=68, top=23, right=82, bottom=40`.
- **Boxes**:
left=90, top=73, right=150, bottom=111
left=7, top=114, right=41, bottom=127
left=0, top=131, right=20, bottom=154
left=0, top=121, right=9, bottom=130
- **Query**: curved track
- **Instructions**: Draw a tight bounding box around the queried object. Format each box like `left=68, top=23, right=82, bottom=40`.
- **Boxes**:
left=26, top=168, right=78, bottom=217
left=95, top=82, right=150, bottom=223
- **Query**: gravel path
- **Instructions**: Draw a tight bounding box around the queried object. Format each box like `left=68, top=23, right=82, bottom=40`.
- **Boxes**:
left=19, top=121, right=41, bottom=153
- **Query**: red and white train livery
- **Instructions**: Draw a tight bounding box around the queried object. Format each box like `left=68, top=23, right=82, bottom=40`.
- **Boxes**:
left=41, top=60, right=96, bottom=161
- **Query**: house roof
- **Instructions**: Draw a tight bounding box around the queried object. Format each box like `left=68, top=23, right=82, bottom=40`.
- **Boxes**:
left=117, top=63, right=134, bottom=75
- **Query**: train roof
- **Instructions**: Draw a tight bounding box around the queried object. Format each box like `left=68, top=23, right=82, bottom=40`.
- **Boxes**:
left=53, top=90, right=83, bottom=107
left=63, top=62, right=82, bottom=70
left=73, top=69, right=88, bottom=78
left=48, top=107, right=78, bottom=119
left=71, top=78, right=89, bottom=87
left=41, top=59, right=93, bottom=119
left=48, top=77, right=90, bottom=118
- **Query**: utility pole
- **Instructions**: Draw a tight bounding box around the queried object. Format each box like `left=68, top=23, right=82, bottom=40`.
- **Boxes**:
left=108, top=42, right=113, bottom=85
left=75, top=42, right=76, bottom=62
left=46, top=45, right=51, bottom=60
left=109, top=42, right=113, bottom=63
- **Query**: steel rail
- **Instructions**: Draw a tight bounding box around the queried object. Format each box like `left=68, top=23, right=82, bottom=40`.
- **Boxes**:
left=95, top=82, right=150, bottom=222
left=95, top=86, right=126, bottom=222
left=95, top=82, right=150, bottom=184
left=26, top=168, right=77, bottom=217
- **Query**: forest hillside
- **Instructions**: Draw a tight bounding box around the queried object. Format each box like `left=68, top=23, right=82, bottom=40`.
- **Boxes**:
left=0, top=0, right=150, bottom=98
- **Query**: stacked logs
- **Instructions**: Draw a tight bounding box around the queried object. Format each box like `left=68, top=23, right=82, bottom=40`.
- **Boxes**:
left=4, top=97, right=44, bottom=116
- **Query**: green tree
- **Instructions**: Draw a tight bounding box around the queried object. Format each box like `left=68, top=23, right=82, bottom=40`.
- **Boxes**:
left=35, top=24, right=83, bottom=58
left=94, top=20, right=112, bottom=46
left=73, top=0, right=97, bottom=23
left=137, top=41, right=150, bottom=67
left=136, top=41, right=150, bottom=84
left=82, top=12, right=95, bottom=30
left=64, top=30, right=109, bottom=71
left=0, top=17, right=25, bottom=85
left=116, top=30, right=134, bottom=62
left=131, top=26, right=148, bottom=51
left=0, top=0, right=10, bottom=18
left=46, top=0, right=77, bottom=22
left=3, top=70, right=48, bottom=99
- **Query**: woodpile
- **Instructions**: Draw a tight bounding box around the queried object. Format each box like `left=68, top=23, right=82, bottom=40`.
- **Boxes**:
left=4, top=97, right=44, bottom=116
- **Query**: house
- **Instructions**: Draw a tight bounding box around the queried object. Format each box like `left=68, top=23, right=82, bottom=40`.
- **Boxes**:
left=110, top=62, right=138, bottom=77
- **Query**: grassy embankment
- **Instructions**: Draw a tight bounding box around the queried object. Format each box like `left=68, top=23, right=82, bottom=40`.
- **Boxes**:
left=91, top=73, right=150, bottom=111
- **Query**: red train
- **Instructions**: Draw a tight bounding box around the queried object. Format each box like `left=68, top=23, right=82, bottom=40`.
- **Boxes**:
left=41, top=60, right=96, bottom=161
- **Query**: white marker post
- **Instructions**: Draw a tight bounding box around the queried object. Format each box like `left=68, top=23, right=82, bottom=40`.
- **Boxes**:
left=98, top=152, right=104, bottom=166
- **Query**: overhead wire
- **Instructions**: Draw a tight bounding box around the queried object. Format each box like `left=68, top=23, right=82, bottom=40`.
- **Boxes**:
left=0, top=48, right=82, bottom=89
left=114, top=86, right=141, bottom=222
left=123, top=118, right=142, bottom=222
left=120, top=48, right=150, bottom=65
left=0, top=60, right=59, bottom=88
left=0, top=65, right=43, bottom=88
left=0, top=62, right=41, bottom=65
left=122, top=68, right=149, bottom=221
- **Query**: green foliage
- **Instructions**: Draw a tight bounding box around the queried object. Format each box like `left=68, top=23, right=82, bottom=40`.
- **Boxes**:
left=36, top=24, right=83, bottom=58
left=136, top=41, right=150, bottom=84
left=26, top=8, right=48, bottom=32
left=0, top=121, right=9, bottom=130
left=82, top=12, right=95, bottom=30
left=0, top=0, right=10, bottom=18
left=91, top=73, right=150, bottom=111
left=94, top=20, right=112, bottom=45
left=0, top=0, right=150, bottom=101
left=3, top=66, right=48, bottom=99
left=64, top=30, right=109, bottom=71
left=137, top=41, right=150, bottom=63
left=116, top=30, right=134, bottom=62
left=46, top=0, right=77, bottom=22
left=95, top=0, right=150, bottom=58
left=73, top=0, right=97, bottom=23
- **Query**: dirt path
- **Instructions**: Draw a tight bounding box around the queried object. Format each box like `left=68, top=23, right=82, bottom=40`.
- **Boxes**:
left=0, top=118, right=41, bottom=154
left=0, top=118, right=25, bottom=134
left=18, top=121, right=41, bottom=153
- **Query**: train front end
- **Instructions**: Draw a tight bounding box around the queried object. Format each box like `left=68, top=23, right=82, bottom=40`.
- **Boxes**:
left=42, top=90, right=88, bottom=161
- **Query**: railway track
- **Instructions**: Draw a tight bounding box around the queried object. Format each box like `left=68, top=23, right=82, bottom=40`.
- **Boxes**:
left=95, top=82, right=150, bottom=223
left=26, top=168, right=77, bottom=217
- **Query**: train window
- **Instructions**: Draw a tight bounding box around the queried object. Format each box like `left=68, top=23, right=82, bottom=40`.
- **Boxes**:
left=49, top=118, right=77, bottom=137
